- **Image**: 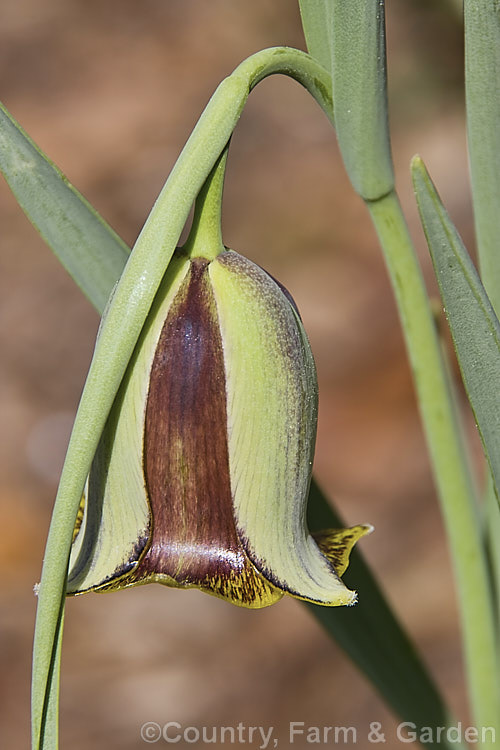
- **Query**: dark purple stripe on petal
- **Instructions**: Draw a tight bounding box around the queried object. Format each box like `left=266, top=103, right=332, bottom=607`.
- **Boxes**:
left=129, top=258, right=280, bottom=607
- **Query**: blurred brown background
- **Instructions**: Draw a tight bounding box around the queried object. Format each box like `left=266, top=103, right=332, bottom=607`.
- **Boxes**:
left=0, top=1, right=479, bottom=748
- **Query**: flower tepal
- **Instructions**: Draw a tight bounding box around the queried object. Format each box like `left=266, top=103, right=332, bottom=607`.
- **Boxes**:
left=67, top=246, right=371, bottom=608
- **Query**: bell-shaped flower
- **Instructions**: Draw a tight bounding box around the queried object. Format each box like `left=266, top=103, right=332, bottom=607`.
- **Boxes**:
left=67, top=246, right=370, bottom=608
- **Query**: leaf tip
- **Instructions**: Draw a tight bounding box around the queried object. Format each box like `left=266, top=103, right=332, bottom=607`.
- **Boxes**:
left=410, top=153, right=422, bottom=170
left=410, top=154, right=427, bottom=182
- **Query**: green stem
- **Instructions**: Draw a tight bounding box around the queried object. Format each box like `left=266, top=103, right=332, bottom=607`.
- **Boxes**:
left=368, top=190, right=499, bottom=748
left=31, top=47, right=334, bottom=750
left=183, top=147, right=228, bottom=260
left=485, top=474, right=500, bottom=627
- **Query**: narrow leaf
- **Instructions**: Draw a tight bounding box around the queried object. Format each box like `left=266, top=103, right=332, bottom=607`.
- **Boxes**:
left=412, top=155, right=500, bottom=503
left=371, top=186, right=499, bottom=744
left=465, top=0, right=500, bottom=311
left=298, top=0, right=333, bottom=73
left=0, top=101, right=129, bottom=313
left=412, top=161, right=500, bottom=741
left=307, top=480, right=462, bottom=750
left=330, top=0, right=394, bottom=200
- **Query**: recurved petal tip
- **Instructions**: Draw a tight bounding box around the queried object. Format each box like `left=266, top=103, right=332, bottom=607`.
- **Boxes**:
left=299, top=524, right=373, bottom=607
left=314, top=524, right=374, bottom=578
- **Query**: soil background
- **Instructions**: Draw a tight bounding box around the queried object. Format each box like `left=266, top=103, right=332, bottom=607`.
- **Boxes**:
left=0, top=2, right=480, bottom=748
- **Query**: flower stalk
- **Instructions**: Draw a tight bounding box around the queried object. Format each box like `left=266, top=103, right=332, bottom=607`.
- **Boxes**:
left=183, top=147, right=228, bottom=261
left=31, top=47, right=339, bottom=750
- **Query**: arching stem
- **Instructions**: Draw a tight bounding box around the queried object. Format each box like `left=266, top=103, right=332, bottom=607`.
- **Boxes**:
left=31, top=47, right=334, bottom=750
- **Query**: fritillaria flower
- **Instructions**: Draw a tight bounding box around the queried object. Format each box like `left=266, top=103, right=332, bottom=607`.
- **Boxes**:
left=67, top=246, right=370, bottom=608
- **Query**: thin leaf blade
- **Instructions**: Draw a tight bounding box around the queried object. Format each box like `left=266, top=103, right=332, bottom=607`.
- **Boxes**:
left=412, top=155, right=500, bottom=503
left=308, top=480, right=461, bottom=750
left=298, top=0, right=333, bottom=73
left=465, top=0, right=500, bottom=311
left=0, top=101, right=129, bottom=313
left=330, top=0, right=394, bottom=200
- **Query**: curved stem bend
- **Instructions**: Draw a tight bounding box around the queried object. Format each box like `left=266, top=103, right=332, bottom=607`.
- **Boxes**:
left=32, top=46, right=334, bottom=750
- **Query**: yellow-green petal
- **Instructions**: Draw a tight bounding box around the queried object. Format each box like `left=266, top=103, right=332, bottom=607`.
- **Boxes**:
left=210, top=250, right=357, bottom=606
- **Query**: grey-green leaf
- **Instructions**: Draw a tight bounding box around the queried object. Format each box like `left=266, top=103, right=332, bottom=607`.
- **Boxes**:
left=298, top=0, right=333, bottom=73
left=0, top=101, right=129, bottom=313
left=412, top=155, right=500, bottom=503
left=465, top=0, right=500, bottom=311
left=330, top=0, right=394, bottom=200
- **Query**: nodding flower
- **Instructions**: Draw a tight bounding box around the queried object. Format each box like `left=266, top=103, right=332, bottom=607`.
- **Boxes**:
left=67, top=245, right=371, bottom=608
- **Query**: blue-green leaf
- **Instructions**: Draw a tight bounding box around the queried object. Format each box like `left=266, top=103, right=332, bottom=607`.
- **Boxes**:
left=298, top=0, right=333, bottom=73
left=465, top=0, right=500, bottom=311
left=412, top=155, right=500, bottom=503
left=330, top=0, right=394, bottom=200
left=0, top=101, right=129, bottom=313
